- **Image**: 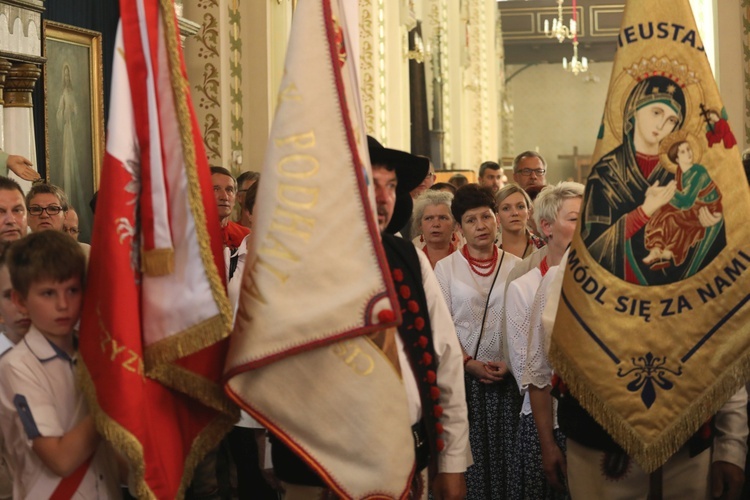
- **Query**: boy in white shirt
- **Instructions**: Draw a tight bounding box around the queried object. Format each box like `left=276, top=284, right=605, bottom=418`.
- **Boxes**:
left=0, top=231, right=120, bottom=499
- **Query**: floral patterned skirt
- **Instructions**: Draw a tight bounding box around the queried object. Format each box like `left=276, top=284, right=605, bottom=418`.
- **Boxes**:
left=464, top=374, right=522, bottom=500
left=507, top=413, right=569, bottom=500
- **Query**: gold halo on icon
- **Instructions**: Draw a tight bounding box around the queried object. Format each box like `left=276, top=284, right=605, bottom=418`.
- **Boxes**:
left=602, top=56, right=706, bottom=157
left=658, top=130, right=703, bottom=174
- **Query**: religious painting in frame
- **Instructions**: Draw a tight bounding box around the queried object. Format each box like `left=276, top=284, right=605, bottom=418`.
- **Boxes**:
left=43, top=21, right=104, bottom=243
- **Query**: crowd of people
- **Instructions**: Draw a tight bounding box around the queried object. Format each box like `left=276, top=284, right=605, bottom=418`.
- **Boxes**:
left=0, top=133, right=744, bottom=500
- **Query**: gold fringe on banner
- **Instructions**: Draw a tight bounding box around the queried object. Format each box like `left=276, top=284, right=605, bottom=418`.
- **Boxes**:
left=143, top=314, right=237, bottom=414
left=549, top=339, right=750, bottom=472
left=78, top=361, right=237, bottom=500
left=149, top=362, right=241, bottom=417
left=143, top=314, right=227, bottom=366
left=141, top=247, right=175, bottom=276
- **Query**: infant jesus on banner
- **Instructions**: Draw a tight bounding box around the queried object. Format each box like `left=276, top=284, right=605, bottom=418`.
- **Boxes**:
left=642, top=132, right=722, bottom=274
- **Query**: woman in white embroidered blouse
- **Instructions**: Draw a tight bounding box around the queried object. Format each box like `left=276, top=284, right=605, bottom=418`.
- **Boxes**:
left=434, top=185, right=521, bottom=499
left=520, top=182, right=584, bottom=496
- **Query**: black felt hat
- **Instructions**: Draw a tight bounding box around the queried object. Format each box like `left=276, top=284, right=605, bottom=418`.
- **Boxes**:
left=367, top=136, right=429, bottom=234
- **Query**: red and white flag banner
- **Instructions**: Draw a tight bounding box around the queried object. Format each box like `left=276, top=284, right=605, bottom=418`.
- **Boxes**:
left=78, top=0, right=236, bottom=498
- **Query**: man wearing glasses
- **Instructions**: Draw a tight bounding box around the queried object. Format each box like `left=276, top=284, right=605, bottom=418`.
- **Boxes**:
left=512, top=151, right=547, bottom=191
left=25, top=184, right=68, bottom=233
left=63, top=207, right=81, bottom=241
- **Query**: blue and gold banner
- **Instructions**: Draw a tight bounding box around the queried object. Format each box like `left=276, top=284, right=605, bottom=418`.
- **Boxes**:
left=550, top=0, right=750, bottom=471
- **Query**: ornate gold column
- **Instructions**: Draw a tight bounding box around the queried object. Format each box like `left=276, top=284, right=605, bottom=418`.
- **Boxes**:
left=4, top=62, right=40, bottom=192
left=183, top=0, right=252, bottom=174
left=0, top=59, right=13, bottom=153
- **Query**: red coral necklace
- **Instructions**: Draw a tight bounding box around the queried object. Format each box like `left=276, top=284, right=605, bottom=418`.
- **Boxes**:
left=462, top=245, right=499, bottom=277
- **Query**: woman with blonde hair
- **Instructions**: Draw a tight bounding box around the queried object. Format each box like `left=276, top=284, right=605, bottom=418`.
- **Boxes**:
left=411, top=190, right=459, bottom=268
left=505, top=181, right=584, bottom=498
left=496, top=184, right=545, bottom=259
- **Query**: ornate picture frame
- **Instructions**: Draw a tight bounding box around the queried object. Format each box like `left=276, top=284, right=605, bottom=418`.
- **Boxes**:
left=43, top=21, right=103, bottom=243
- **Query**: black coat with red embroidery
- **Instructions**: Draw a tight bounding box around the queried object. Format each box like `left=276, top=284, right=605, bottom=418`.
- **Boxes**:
left=382, top=233, right=446, bottom=467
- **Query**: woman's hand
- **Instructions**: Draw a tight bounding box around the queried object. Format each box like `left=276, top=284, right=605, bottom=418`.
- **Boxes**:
left=484, top=360, right=509, bottom=381
left=465, top=359, right=506, bottom=384
left=642, top=180, right=676, bottom=217
left=540, top=441, right=567, bottom=491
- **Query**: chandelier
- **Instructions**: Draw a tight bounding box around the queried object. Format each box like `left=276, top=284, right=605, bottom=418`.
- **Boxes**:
left=543, top=0, right=575, bottom=42
left=543, top=0, right=589, bottom=75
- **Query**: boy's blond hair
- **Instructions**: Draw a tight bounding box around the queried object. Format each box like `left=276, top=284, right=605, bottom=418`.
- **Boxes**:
left=8, top=231, right=85, bottom=298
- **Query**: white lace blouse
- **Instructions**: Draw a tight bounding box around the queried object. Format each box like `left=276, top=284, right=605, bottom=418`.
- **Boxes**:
left=522, top=265, right=561, bottom=427
left=504, top=267, right=543, bottom=415
left=434, top=249, right=521, bottom=363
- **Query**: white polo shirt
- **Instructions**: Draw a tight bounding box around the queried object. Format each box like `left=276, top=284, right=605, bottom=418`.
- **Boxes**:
left=0, top=332, right=17, bottom=500
left=0, top=326, right=120, bottom=499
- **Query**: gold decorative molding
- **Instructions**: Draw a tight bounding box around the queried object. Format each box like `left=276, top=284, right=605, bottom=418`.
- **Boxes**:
left=438, top=0, right=451, bottom=166
left=193, top=0, right=221, bottom=161
left=358, top=0, right=386, bottom=141
left=359, top=0, right=374, bottom=135
left=0, top=58, right=12, bottom=105
left=479, top=0, right=489, bottom=161
left=4, top=62, right=40, bottom=108
left=377, top=0, right=386, bottom=141
left=465, top=0, right=489, bottom=165
left=203, top=113, right=221, bottom=161
left=590, top=5, right=624, bottom=37
left=228, top=0, right=242, bottom=168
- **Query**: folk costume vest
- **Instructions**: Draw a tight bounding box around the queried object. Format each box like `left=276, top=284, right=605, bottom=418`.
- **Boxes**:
left=382, top=233, right=445, bottom=467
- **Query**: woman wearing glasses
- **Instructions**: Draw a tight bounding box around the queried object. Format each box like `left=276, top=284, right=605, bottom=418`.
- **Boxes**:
left=25, top=184, right=68, bottom=233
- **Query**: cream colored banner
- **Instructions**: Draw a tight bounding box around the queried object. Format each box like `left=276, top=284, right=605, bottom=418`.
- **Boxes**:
left=224, top=0, right=413, bottom=497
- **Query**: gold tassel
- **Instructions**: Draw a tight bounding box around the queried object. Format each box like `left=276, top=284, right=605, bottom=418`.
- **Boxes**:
left=141, top=247, right=175, bottom=276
